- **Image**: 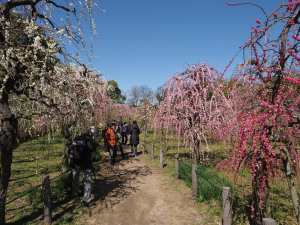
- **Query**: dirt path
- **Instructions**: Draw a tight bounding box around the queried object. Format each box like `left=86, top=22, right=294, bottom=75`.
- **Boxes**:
left=84, top=147, right=204, bottom=225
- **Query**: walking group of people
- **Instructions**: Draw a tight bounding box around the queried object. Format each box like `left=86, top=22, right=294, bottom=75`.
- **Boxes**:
left=103, top=120, right=141, bottom=165
left=66, top=120, right=140, bottom=207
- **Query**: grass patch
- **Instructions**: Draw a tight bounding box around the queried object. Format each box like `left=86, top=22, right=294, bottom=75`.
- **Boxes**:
left=6, top=132, right=103, bottom=225
left=179, top=161, right=232, bottom=203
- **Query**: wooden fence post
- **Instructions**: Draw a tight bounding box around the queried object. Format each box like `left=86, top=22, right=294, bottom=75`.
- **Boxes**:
left=192, top=164, right=198, bottom=199
left=222, top=187, right=231, bottom=225
left=151, top=143, right=155, bottom=160
left=143, top=126, right=147, bottom=154
left=142, top=141, right=145, bottom=154
left=262, top=218, right=276, bottom=225
left=160, top=147, right=163, bottom=168
left=43, top=175, right=52, bottom=224
left=175, top=154, right=179, bottom=179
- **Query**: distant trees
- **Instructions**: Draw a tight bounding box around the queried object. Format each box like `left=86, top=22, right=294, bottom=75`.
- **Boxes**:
left=127, top=85, right=154, bottom=107
left=155, top=85, right=165, bottom=104
left=107, top=80, right=126, bottom=104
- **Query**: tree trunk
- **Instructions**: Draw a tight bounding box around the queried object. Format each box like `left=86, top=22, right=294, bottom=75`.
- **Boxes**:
left=192, top=134, right=200, bottom=164
left=0, top=102, right=18, bottom=224
left=61, top=124, right=72, bottom=172
left=177, top=133, right=180, bottom=151
left=251, top=160, right=271, bottom=222
left=284, top=153, right=300, bottom=224
left=143, top=123, right=147, bottom=142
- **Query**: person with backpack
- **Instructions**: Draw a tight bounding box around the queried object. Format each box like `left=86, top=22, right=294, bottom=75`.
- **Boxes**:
left=115, top=125, right=125, bottom=158
left=128, top=120, right=140, bottom=157
left=104, top=122, right=117, bottom=165
left=68, top=127, right=97, bottom=207
left=121, top=122, right=128, bottom=146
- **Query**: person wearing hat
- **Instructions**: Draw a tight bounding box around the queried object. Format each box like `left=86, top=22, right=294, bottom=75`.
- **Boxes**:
left=70, top=127, right=97, bottom=207
left=115, top=125, right=125, bottom=158
left=89, top=126, right=96, bottom=139
left=104, top=122, right=117, bottom=165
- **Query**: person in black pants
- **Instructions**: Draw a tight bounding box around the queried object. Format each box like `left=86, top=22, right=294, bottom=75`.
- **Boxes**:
left=69, top=128, right=97, bottom=207
left=121, top=122, right=128, bottom=146
left=115, top=126, right=125, bottom=158
left=128, top=120, right=140, bottom=157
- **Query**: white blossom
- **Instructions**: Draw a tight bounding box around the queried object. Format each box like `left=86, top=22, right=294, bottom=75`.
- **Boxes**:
left=33, top=36, right=42, bottom=48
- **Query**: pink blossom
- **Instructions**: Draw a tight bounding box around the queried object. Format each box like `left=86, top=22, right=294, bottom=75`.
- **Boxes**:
left=284, top=76, right=300, bottom=85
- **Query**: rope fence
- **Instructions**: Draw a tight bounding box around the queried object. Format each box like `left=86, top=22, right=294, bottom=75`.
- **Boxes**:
left=180, top=161, right=222, bottom=192
left=6, top=170, right=70, bottom=206
left=6, top=169, right=71, bottom=224
left=195, top=169, right=223, bottom=194
left=6, top=182, right=43, bottom=205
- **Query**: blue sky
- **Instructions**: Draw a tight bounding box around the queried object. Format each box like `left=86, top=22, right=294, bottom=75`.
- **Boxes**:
left=77, top=0, right=278, bottom=93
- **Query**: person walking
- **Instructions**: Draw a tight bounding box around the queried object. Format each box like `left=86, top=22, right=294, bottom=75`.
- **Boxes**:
left=101, top=123, right=109, bottom=151
left=127, top=119, right=133, bottom=146
left=104, top=122, right=117, bottom=165
left=121, top=122, right=128, bottom=146
left=69, top=127, right=97, bottom=207
left=115, top=126, right=125, bottom=158
left=129, top=120, right=140, bottom=157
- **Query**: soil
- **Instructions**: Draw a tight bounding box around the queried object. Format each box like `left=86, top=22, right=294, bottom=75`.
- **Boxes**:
left=83, top=147, right=205, bottom=225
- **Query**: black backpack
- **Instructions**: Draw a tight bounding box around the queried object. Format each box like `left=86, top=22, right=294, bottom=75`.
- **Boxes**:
left=67, top=135, right=87, bottom=160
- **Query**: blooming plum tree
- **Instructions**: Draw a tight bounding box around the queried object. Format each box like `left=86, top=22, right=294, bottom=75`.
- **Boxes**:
left=153, top=63, right=231, bottom=163
left=221, top=1, right=300, bottom=222
left=102, top=103, right=132, bottom=123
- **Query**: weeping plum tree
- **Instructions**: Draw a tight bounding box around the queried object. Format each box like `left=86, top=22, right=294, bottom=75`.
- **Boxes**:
left=219, top=1, right=300, bottom=222
left=58, top=67, right=111, bottom=136
left=153, top=63, right=231, bottom=163
left=114, top=104, right=132, bottom=122
left=0, top=1, right=108, bottom=224
left=101, top=103, right=132, bottom=123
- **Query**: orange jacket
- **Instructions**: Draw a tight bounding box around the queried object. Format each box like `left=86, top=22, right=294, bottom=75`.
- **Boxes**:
left=105, top=127, right=117, bottom=146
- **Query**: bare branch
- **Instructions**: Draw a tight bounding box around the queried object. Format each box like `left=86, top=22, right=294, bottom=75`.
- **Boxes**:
left=44, top=0, right=75, bottom=13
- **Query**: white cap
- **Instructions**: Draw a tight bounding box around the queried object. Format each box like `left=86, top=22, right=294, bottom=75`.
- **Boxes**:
left=89, top=126, right=96, bottom=134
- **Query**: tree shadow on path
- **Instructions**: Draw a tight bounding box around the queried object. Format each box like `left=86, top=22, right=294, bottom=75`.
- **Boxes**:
left=92, top=155, right=152, bottom=211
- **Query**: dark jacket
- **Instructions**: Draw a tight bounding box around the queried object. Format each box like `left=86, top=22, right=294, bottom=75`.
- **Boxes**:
left=129, top=124, right=140, bottom=145
left=70, top=133, right=96, bottom=170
